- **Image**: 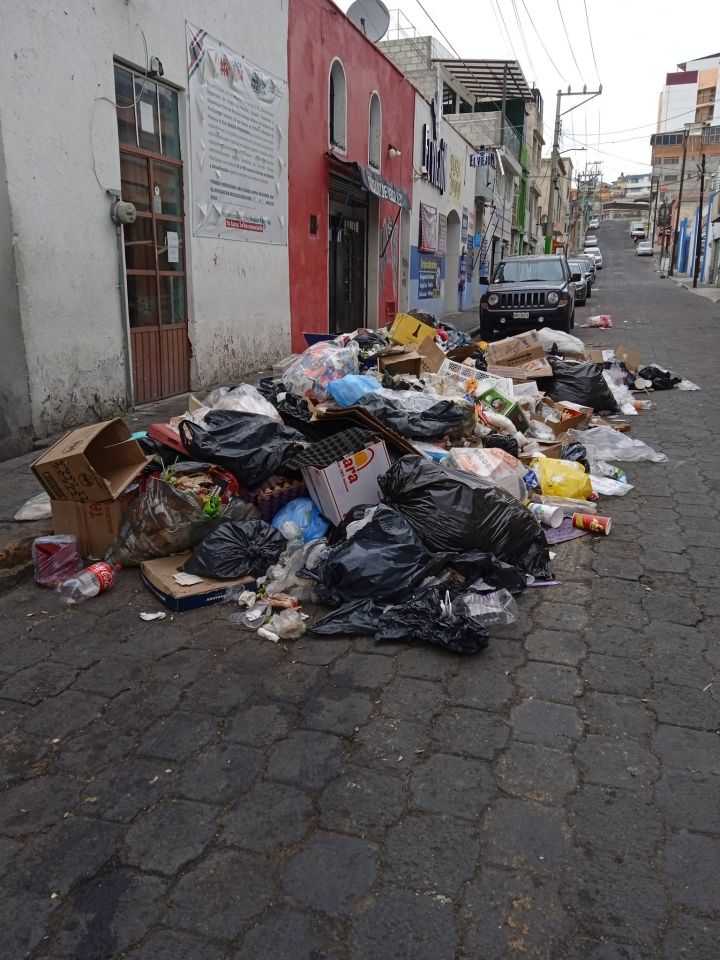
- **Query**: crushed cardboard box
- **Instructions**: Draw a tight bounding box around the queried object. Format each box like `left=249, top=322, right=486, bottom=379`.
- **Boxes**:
left=388, top=312, right=436, bottom=346
left=486, top=331, right=544, bottom=367
left=141, top=553, right=255, bottom=612
left=51, top=497, right=131, bottom=558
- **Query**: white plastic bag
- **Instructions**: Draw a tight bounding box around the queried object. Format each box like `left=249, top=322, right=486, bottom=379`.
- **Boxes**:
left=590, top=474, right=634, bottom=496
left=581, top=314, right=612, bottom=328
left=212, top=384, right=282, bottom=422
left=602, top=372, right=638, bottom=416
left=676, top=379, right=700, bottom=391
left=536, top=328, right=585, bottom=355
left=457, top=588, right=518, bottom=626
left=282, top=341, right=360, bottom=400
left=565, top=427, right=667, bottom=463
left=14, top=492, right=51, bottom=522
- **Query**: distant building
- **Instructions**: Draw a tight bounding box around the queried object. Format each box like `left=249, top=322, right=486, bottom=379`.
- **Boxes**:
left=538, top=156, right=574, bottom=249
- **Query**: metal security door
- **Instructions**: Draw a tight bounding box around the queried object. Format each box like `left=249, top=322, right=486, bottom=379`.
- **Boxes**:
left=329, top=215, right=366, bottom=334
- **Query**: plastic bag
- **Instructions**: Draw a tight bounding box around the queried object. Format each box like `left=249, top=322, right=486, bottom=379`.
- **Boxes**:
left=203, top=386, right=230, bottom=406
left=589, top=474, right=634, bottom=496
left=637, top=364, right=681, bottom=391
left=375, top=586, right=489, bottom=654
left=265, top=539, right=328, bottom=600
left=581, top=314, right=612, bottom=328
left=602, top=371, right=638, bottom=416
left=560, top=442, right=590, bottom=474
left=535, top=495, right=597, bottom=517
left=271, top=498, right=329, bottom=543
left=445, top=447, right=527, bottom=500
left=183, top=520, right=286, bottom=580
left=564, top=427, right=667, bottom=463
left=483, top=434, right=519, bottom=458
left=536, top=358, right=619, bottom=413
left=180, top=411, right=304, bottom=487
left=266, top=608, right=308, bottom=640
left=457, top=588, right=518, bottom=626
left=108, top=479, right=259, bottom=566
left=357, top=392, right=471, bottom=439
left=379, top=456, right=551, bottom=579
left=536, top=327, right=586, bottom=355
left=676, top=379, right=700, bottom=391
left=15, top=492, right=52, bottom=522
left=282, top=341, right=360, bottom=400
left=211, top=384, right=283, bottom=423
left=32, top=535, right=83, bottom=587
left=531, top=457, right=593, bottom=500
left=327, top=375, right=381, bottom=407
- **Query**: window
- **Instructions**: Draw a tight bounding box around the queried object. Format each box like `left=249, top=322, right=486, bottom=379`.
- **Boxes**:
left=329, top=59, right=347, bottom=150
left=703, top=125, right=720, bottom=144
left=368, top=92, right=381, bottom=169
left=663, top=156, right=680, bottom=164
left=442, top=83, right=457, bottom=115
left=664, top=174, right=678, bottom=183
left=496, top=259, right=565, bottom=282
left=697, top=86, right=716, bottom=105
left=696, top=104, right=713, bottom=124
left=651, top=132, right=684, bottom=146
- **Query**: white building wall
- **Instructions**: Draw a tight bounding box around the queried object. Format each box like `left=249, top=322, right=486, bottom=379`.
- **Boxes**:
left=661, top=81, right=698, bottom=131
left=1, top=0, right=289, bottom=444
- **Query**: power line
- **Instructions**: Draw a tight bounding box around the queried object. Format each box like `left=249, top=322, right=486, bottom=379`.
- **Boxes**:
left=508, top=0, right=536, bottom=82
left=490, top=0, right=520, bottom=64
left=555, top=0, right=584, bottom=82
left=519, top=0, right=568, bottom=84
left=582, top=0, right=601, bottom=84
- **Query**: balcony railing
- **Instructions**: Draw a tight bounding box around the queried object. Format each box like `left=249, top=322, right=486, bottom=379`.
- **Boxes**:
left=502, top=124, right=522, bottom=160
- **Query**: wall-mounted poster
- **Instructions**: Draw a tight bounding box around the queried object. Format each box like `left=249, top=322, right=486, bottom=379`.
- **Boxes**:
left=437, top=214, right=447, bottom=255
left=461, top=207, right=469, bottom=244
left=419, top=202, right=438, bottom=252
left=186, top=21, right=288, bottom=244
left=418, top=255, right=442, bottom=299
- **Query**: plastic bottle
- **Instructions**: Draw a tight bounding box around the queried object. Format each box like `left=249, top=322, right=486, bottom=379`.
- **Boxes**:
left=58, top=562, right=120, bottom=604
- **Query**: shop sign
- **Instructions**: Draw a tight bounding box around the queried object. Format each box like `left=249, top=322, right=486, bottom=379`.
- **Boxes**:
left=422, top=124, right=447, bottom=194
left=418, top=255, right=442, bottom=299
left=470, top=149, right=496, bottom=168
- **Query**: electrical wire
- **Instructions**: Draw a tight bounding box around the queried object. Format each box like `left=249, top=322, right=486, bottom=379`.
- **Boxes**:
left=519, top=0, right=568, bottom=85
left=555, top=0, right=584, bottom=82
left=582, top=0, right=601, bottom=84
left=508, top=0, right=536, bottom=82
left=489, top=0, right=520, bottom=64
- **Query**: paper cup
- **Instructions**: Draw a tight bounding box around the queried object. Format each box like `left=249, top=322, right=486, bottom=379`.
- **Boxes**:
left=528, top=503, right=564, bottom=529
left=572, top=512, right=612, bottom=535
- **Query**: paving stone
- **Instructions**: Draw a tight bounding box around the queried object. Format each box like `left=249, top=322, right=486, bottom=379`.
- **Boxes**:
left=0, top=659, right=78, bottom=705
left=649, top=681, right=719, bottom=730
left=103, top=682, right=181, bottom=733
left=0, top=729, right=49, bottom=786
left=150, top=649, right=217, bottom=684
left=0, top=774, right=79, bottom=837
left=72, top=655, right=144, bottom=697
left=123, top=798, right=217, bottom=874
left=431, top=705, right=509, bottom=759
left=124, top=930, right=225, bottom=960
left=643, top=621, right=706, bottom=655
left=319, top=766, right=406, bottom=835
left=524, top=629, right=587, bottom=665
left=639, top=548, right=690, bottom=574
left=0, top=636, right=51, bottom=673
left=563, top=942, right=651, bottom=960
left=221, top=781, right=312, bottom=853
left=481, top=798, right=569, bottom=872
left=301, top=685, right=373, bottom=736
left=516, top=661, right=582, bottom=703
left=381, top=675, right=446, bottom=723
left=510, top=699, right=584, bottom=750
left=662, top=915, right=720, bottom=960
left=284, top=834, right=377, bottom=915
left=641, top=593, right=702, bottom=625
left=647, top=646, right=713, bottom=688
left=351, top=715, right=428, bottom=773
left=221, top=637, right=285, bottom=676
left=82, top=758, right=174, bottom=822
left=139, top=710, right=217, bottom=760
left=349, top=887, right=457, bottom=960
left=234, top=910, right=342, bottom=960
left=581, top=692, right=655, bottom=740
left=533, top=602, right=589, bottom=632
left=223, top=701, right=297, bottom=746
left=411, top=753, right=494, bottom=819
left=260, top=661, right=323, bottom=703
left=460, top=869, right=569, bottom=960
left=570, top=783, right=662, bottom=857
left=663, top=833, right=720, bottom=913
left=266, top=729, right=345, bottom=788
left=581, top=654, right=651, bottom=697
left=166, top=850, right=275, bottom=938
left=652, top=724, right=720, bottom=774
left=587, top=625, right=649, bottom=659
left=0, top=890, right=58, bottom=959
left=291, top=637, right=352, bottom=665
left=496, top=741, right=578, bottom=802
left=22, top=689, right=106, bottom=739
left=396, top=645, right=460, bottom=680
left=576, top=736, right=659, bottom=789
left=0, top=698, right=28, bottom=737
left=178, top=742, right=261, bottom=804
left=381, top=813, right=478, bottom=896
left=182, top=670, right=256, bottom=716
left=53, top=721, right=135, bottom=776
left=331, top=652, right=395, bottom=688
left=563, top=851, right=667, bottom=943
left=656, top=769, right=720, bottom=832
left=447, top=669, right=513, bottom=711
left=0, top=836, right=20, bottom=873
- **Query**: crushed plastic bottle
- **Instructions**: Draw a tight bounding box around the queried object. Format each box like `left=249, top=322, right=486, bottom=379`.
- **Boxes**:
left=58, top=562, right=120, bottom=604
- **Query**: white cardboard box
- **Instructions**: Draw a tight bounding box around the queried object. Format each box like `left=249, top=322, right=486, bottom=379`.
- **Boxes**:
left=301, top=441, right=391, bottom=525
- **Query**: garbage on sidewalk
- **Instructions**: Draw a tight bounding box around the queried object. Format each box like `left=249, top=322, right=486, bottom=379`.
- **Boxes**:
left=29, top=314, right=691, bottom=657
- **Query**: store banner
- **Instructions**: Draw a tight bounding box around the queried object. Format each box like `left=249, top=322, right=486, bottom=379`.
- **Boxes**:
left=461, top=207, right=469, bottom=244
left=437, top=213, right=448, bottom=255
left=186, top=21, right=288, bottom=244
left=420, top=202, right=438, bottom=253
left=418, top=255, right=442, bottom=299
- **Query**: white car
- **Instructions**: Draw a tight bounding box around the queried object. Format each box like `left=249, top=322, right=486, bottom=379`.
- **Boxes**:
left=584, top=247, right=603, bottom=269
left=588, top=218, right=600, bottom=230
left=636, top=241, right=653, bottom=257
left=584, top=235, right=598, bottom=247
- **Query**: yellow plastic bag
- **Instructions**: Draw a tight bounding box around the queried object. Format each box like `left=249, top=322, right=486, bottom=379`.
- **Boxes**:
left=531, top=457, right=592, bottom=500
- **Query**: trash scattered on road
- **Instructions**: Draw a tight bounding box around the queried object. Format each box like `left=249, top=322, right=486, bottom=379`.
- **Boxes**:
left=139, top=611, right=167, bottom=621
left=15, top=492, right=52, bottom=522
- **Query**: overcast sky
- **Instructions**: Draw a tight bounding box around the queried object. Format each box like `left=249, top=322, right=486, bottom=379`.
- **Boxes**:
left=339, top=0, right=714, bottom=182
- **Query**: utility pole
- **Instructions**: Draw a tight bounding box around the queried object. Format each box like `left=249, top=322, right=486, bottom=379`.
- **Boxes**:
left=668, top=127, right=689, bottom=277
left=693, top=153, right=706, bottom=287
left=545, top=85, right=602, bottom=254
left=650, top=176, right=660, bottom=250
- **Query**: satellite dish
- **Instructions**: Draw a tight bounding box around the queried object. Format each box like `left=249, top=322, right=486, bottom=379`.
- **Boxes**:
left=346, top=0, right=390, bottom=43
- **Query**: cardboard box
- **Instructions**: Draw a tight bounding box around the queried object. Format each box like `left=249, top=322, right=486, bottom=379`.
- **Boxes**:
left=378, top=347, right=422, bottom=377
left=301, top=440, right=391, bottom=525
left=519, top=441, right=562, bottom=465
left=535, top=398, right=592, bottom=437
left=140, top=553, right=255, bottom=613
left=51, top=498, right=129, bottom=558
left=33, top=419, right=148, bottom=504
left=388, top=312, right=436, bottom=346
left=478, top=386, right=530, bottom=432
left=614, top=344, right=642, bottom=372
left=487, top=357, right=553, bottom=381
left=486, top=331, right=544, bottom=367
left=416, top=337, right=448, bottom=373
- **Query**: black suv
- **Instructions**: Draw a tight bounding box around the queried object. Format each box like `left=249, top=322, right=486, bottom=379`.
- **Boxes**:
left=476, top=254, right=575, bottom=341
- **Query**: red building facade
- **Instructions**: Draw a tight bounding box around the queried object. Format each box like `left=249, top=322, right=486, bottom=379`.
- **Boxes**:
left=287, top=0, right=415, bottom=351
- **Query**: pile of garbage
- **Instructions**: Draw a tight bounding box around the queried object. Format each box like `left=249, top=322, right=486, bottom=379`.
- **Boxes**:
left=25, top=310, right=697, bottom=655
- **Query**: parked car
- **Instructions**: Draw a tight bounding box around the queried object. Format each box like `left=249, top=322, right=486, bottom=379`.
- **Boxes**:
left=588, top=218, right=600, bottom=230
left=568, top=258, right=594, bottom=302
left=475, top=255, right=575, bottom=341
left=573, top=253, right=596, bottom=291
left=636, top=240, right=653, bottom=257
left=584, top=247, right=603, bottom=269
left=584, top=234, right=598, bottom=247
left=567, top=259, right=588, bottom=305
left=630, top=221, right=647, bottom=240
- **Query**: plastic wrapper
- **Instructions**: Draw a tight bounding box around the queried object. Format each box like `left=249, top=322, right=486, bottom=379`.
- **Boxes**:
left=483, top=434, right=519, bottom=458
left=15, top=492, right=52, bottom=522
left=531, top=457, right=593, bottom=500
left=327, top=375, right=381, bottom=407
left=379, top=456, right=552, bottom=578
left=637, top=364, right=681, bottom=391
left=602, top=371, right=638, bottom=415
left=536, top=328, right=586, bottom=355
left=209, top=384, right=283, bottom=423
left=270, top=498, right=329, bottom=543
left=357, top=392, right=472, bottom=439
left=581, top=314, right=612, bottom=328
left=535, top=495, right=597, bottom=517
left=180, top=410, right=304, bottom=487
left=536, top=358, right=619, bottom=412
left=203, top=386, right=230, bottom=406
left=267, top=608, right=307, bottom=640
left=107, top=478, right=259, bottom=566
left=676, top=379, right=700, bottom=391
left=139, top=461, right=239, bottom=513
left=282, top=341, right=360, bottom=400
left=457, top=588, right=518, bottom=626
left=560, top=442, right=590, bottom=474
left=183, top=519, right=286, bottom=580
left=563, top=427, right=667, bottom=463
left=32, top=535, right=83, bottom=587
left=445, top=447, right=527, bottom=500
left=589, top=474, right=634, bottom=496
left=265, top=539, right=329, bottom=600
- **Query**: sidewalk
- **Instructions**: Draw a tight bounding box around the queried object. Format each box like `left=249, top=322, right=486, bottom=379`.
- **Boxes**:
left=672, top=278, right=720, bottom=303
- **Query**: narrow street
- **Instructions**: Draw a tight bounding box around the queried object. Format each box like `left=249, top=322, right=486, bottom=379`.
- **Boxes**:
left=1, top=218, right=718, bottom=959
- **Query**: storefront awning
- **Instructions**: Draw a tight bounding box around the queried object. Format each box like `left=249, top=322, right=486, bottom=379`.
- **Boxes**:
left=325, top=153, right=411, bottom=210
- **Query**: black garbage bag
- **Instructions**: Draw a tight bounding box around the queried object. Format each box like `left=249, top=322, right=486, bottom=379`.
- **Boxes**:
left=183, top=519, right=286, bottom=579
left=376, top=586, right=489, bottom=655
left=180, top=411, right=304, bottom=487
left=379, top=456, right=551, bottom=579
left=356, top=392, right=467, bottom=439
left=445, top=550, right=527, bottom=593
left=310, top=598, right=382, bottom=636
left=560, top=441, right=591, bottom=474
left=483, top=434, right=519, bottom=458
left=637, top=364, right=681, bottom=391
left=536, top=358, right=618, bottom=412
left=305, top=504, right=444, bottom=604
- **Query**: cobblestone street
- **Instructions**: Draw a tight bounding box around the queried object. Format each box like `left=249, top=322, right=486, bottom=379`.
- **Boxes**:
left=1, top=220, right=719, bottom=959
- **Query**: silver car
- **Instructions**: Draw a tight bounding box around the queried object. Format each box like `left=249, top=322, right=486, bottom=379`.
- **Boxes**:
left=584, top=247, right=603, bottom=269
left=636, top=241, right=653, bottom=257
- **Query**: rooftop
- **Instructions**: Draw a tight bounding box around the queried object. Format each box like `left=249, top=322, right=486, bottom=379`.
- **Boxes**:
left=433, top=58, right=534, bottom=103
